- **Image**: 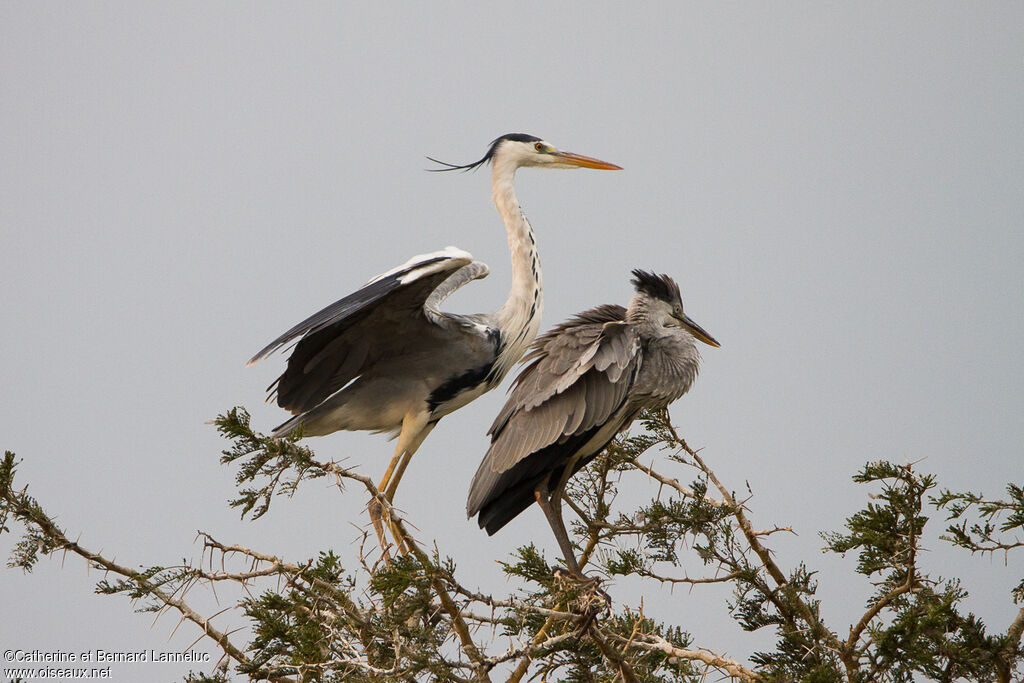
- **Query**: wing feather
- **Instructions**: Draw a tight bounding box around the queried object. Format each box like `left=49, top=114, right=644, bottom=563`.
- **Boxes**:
left=250, top=248, right=478, bottom=414
left=562, top=388, right=586, bottom=435
left=467, top=305, right=639, bottom=517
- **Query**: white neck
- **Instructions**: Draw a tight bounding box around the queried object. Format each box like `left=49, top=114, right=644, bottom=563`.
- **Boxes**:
left=490, top=155, right=543, bottom=373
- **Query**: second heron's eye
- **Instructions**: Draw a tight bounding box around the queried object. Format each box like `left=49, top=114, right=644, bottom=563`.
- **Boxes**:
left=534, top=142, right=544, bottom=152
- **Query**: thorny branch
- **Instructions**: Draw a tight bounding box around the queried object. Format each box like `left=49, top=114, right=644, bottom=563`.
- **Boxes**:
left=0, top=463, right=269, bottom=679
left=2, top=403, right=1022, bottom=682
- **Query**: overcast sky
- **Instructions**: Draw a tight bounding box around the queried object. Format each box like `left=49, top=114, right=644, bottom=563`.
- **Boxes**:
left=2, top=3, right=1022, bottom=680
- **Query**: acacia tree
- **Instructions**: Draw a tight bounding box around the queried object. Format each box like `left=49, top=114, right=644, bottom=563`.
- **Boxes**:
left=2, top=407, right=1021, bottom=682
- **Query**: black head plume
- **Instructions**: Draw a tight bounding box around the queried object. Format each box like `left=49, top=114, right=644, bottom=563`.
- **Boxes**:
left=427, top=133, right=543, bottom=172
left=630, top=269, right=681, bottom=304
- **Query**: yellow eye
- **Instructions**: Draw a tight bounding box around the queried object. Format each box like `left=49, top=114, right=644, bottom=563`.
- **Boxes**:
left=534, top=142, right=544, bottom=152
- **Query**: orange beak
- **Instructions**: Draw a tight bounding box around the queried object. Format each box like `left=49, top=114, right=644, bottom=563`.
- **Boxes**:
left=550, top=150, right=623, bottom=170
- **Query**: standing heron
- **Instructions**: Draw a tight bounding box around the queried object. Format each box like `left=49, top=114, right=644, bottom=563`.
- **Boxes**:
left=466, top=270, right=720, bottom=576
left=247, top=134, right=620, bottom=545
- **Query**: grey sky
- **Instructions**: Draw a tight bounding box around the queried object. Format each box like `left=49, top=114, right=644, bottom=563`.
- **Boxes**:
left=2, top=3, right=1022, bottom=680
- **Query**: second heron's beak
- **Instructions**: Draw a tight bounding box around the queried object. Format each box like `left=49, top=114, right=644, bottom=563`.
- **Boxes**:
left=675, top=312, right=720, bottom=348
left=551, top=150, right=623, bottom=170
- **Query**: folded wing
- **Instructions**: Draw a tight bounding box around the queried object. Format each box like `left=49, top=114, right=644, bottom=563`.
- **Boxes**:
left=466, top=304, right=639, bottom=532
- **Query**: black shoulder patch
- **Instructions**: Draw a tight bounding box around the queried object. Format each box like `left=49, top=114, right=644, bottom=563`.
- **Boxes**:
left=427, top=362, right=495, bottom=412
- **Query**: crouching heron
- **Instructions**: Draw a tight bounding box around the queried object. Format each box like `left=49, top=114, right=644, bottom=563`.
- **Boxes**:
left=247, top=134, right=620, bottom=549
left=466, top=270, right=720, bottom=576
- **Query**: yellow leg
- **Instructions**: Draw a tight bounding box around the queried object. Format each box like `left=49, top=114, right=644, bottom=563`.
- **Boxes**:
left=383, top=450, right=413, bottom=500
left=378, top=412, right=429, bottom=494
left=385, top=419, right=435, bottom=554
left=375, top=448, right=405, bottom=500
left=370, top=412, right=433, bottom=558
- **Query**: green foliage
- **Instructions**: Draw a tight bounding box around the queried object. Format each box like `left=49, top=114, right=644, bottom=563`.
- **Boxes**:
left=818, top=461, right=1020, bottom=682
left=214, top=407, right=329, bottom=520
left=184, top=664, right=231, bottom=682
left=934, top=484, right=1024, bottom=593
left=95, top=564, right=184, bottom=611
left=823, top=461, right=932, bottom=580
left=1, top=451, right=64, bottom=572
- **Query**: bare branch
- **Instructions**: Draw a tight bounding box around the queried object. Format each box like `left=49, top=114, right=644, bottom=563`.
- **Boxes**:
left=637, top=567, right=744, bottom=586
left=630, top=456, right=727, bottom=508
left=607, top=631, right=761, bottom=682
left=2, top=496, right=266, bottom=680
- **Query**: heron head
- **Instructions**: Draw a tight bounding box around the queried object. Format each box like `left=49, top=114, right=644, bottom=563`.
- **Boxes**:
left=629, top=270, right=720, bottom=348
left=427, top=133, right=621, bottom=172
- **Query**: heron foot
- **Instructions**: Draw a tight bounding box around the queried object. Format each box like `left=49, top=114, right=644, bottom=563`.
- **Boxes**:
left=553, top=567, right=602, bottom=586
left=368, top=499, right=394, bottom=563
left=553, top=570, right=612, bottom=627
left=368, top=498, right=409, bottom=562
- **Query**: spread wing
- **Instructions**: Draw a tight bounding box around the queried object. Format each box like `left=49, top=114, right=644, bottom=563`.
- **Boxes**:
left=248, top=247, right=488, bottom=414
left=466, top=304, right=638, bottom=519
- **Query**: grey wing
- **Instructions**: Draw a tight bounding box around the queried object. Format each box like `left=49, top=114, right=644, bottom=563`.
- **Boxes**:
left=248, top=247, right=485, bottom=414
left=466, top=305, right=638, bottom=515
left=486, top=304, right=629, bottom=437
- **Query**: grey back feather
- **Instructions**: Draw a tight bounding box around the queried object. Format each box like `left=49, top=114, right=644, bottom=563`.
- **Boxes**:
left=467, top=304, right=638, bottom=515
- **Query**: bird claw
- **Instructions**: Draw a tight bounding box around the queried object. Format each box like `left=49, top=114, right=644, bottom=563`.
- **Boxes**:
left=367, top=499, right=395, bottom=563
left=575, top=587, right=612, bottom=634
left=553, top=567, right=602, bottom=587
left=552, top=570, right=612, bottom=628
left=368, top=497, right=411, bottom=564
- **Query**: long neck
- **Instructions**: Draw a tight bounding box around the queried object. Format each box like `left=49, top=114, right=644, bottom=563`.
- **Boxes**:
left=491, top=156, right=543, bottom=369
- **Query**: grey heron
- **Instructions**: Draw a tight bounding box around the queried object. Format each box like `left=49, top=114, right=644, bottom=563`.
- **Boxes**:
left=466, top=270, right=719, bottom=576
left=247, top=134, right=621, bottom=544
